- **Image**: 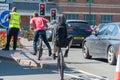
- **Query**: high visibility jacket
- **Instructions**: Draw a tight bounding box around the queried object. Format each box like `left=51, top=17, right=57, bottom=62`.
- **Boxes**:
left=9, top=12, right=20, bottom=28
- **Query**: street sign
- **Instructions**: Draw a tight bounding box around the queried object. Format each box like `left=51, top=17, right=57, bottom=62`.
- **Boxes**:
left=0, top=3, right=9, bottom=14
left=0, top=10, right=11, bottom=28
left=6, top=0, right=13, bottom=3
left=0, top=0, right=12, bottom=3
left=0, top=0, right=6, bottom=2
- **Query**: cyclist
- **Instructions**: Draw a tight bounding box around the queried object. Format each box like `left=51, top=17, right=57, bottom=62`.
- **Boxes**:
left=30, top=12, right=52, bottom=56
left=49, top=14, right=73, bottom=59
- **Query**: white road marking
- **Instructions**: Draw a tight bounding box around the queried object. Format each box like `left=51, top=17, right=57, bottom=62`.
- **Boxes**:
left=64, top=73, right=82, bottom=78
left=72, top=69, right=109, bottom=80
left=52, top=70, right=81, bottom=79
left=52, top=69, right=109, bottom=80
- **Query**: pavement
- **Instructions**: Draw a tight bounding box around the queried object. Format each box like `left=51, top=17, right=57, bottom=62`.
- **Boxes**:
left=0, top=37, right=57, bottom=69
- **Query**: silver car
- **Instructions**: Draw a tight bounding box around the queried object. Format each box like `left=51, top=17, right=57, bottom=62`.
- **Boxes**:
left=82, top=22, right=120, bottom=65
left=46, top=20, right=57, bottom=41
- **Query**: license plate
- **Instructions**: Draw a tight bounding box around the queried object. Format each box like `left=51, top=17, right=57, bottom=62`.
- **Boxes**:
left=74, top=37, right=84, bottom=40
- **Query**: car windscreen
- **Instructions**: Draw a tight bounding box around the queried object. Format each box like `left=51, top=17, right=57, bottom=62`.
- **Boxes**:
left=67, top=22, right=89, bottom=29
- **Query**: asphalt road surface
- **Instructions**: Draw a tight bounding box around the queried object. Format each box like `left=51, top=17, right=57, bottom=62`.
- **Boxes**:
left=0, top=47, right=116, bottom=80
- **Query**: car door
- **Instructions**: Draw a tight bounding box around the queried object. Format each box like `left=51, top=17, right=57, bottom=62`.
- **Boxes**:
left=95, top=24, right=116, bottom=57
left=92, top=24, right=109, bottom=56
left=87, top=25, right=108, bottom=55
left=86, top=34, right=99, bottom=54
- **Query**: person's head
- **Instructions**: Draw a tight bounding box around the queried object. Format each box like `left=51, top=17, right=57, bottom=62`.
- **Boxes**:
left=57, top=14, right=66, bottom=25
left=33, top=12, right=39, bottom=17
left=12, top=7, right=17, bottom=12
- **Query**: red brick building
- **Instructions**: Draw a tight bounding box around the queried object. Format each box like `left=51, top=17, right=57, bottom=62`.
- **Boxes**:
left=55, top=0, right=120, bottom=25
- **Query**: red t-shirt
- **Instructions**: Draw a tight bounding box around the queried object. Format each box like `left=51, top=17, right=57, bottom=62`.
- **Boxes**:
left=30, top=17, right=47, bottom=31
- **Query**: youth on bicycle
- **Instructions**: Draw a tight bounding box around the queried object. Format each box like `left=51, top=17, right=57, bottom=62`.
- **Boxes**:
left=49, top=14, right=73, bottom=59
left=30, top=12, right=52, bottom=57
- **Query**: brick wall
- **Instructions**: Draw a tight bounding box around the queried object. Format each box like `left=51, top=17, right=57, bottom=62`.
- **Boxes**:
left=56, top=0, right=120, bottom=24
left=21, top=16, right=30, bottom=27
left=21, top=0, right=120, bottom=26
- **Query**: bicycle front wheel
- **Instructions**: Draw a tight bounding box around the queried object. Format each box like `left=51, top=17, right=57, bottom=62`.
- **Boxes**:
left=57, top=49, right=64, bottom=80
left=38, top=47, right=43, bottom=60
left=37, top=38, right=43, bottom=60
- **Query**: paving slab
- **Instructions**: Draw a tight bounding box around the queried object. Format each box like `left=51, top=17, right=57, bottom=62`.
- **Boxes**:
left=0, top=38, right=58, bottom=69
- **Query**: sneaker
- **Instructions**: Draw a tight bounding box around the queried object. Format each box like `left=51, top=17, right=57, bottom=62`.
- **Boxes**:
left=52, top=54, right=56, bottom=60
left=2, top=48, right=9, bottom=50
left=13, top=48, right=16, bottom=50
left=33, top=52, right=36, bottom=55
left=64, top=49, right=69, bottom=57
left=49, top=51, right=52, bottom=56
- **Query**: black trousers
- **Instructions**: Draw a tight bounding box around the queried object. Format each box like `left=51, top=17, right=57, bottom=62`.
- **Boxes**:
left=5, top=28, right=19, bottom=50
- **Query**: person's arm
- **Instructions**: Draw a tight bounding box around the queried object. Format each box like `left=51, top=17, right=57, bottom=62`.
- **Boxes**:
left=47, top=20, right=57, bottom=29
left=19, top=16, right=22, bottom=32
left=30, top=19, right=35, bottom=30
left=42, top=18, right=50, bottom=29
left=47, top=23, right=55, bottom=29
left=7, top=14, right=10, bottom=22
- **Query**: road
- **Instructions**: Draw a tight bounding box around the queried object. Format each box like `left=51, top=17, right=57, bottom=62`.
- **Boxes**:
left=65, top=48, right=116, bottom=80
left=0, top=47, right=116, bottom=80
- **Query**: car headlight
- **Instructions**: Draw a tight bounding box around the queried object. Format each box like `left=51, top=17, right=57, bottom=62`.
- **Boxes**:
left=48, top=30, right=52, bottom=33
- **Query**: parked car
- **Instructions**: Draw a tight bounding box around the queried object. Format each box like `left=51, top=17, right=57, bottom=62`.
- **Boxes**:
left=46, top=20, right=57, bottom=41
left=82, top=22, right=120, bottom=65
left=66, top=20, right=92, bottom=47
left=46, top=28, right=53, bottom=41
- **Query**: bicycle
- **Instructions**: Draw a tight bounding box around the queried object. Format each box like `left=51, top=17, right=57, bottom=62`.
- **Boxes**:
left=57, top=47, right=65, bottom=80
left=36, top=34, right=43, bottom=60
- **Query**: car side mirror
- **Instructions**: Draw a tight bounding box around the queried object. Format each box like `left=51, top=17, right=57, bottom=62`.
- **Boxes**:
left=92, top=31, right=98, bottom=36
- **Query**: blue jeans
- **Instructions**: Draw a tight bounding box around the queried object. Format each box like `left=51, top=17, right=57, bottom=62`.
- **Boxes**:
left=33, top=30, right=51, bottom=53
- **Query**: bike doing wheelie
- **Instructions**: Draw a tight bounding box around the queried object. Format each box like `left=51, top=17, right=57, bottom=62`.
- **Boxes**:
left=52, top=15, right=73, bottom=80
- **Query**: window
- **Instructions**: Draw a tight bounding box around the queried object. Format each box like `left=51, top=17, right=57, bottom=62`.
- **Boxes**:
left=65, top=14, right=78, bottom=20
left=111, top=25, right=118, bottom=36
left=101, top=15, right=113, bottom=23
left=86, top=0, right=94, bottom=3
left=48, top=0, right=54, bottom=1
left=40, top=0, right=44, bottom=2
left=98, top=25, right=108, bottom=35
left=104, top=24, right=115, bottom=35
left=68, top=0, right=76, bottom=3
left=84, top=14, right=96, bottom=25
left=67, top=22, right=89, bottom=28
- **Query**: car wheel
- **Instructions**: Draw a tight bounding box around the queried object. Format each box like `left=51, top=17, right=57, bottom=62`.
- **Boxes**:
left=107, top=46, right=117, bottom=65
left=82, top=42, right=91, bottom=59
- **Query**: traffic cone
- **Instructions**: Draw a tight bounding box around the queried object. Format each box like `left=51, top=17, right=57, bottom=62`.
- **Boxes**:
left=114, top=46, right=120, bottom=80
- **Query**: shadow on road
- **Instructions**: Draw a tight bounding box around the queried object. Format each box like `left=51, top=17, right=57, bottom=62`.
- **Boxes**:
left=0, top=50, right=57, bottom=76
left=0, top=78, right=3, bottom=80
left=0, top=58, right=57, bottom=76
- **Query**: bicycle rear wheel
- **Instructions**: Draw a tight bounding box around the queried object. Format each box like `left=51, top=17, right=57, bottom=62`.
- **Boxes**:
left=57, top=48, right=64, bottom=80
